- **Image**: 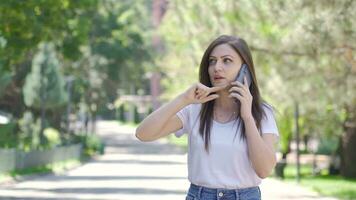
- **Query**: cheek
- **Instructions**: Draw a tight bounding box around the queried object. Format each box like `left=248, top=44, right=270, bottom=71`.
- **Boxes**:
left=231, top=66, right=241, bottom=78
left=208, top=67, right=214, bottom=77
left=232, top=69, right=239, bottom=79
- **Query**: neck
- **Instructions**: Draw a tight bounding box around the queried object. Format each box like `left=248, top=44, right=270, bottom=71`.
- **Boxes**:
left=214, top=89, right=239, bottom=112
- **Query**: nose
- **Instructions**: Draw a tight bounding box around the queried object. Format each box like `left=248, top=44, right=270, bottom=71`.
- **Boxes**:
left=213, top=59, right=224, bottom=72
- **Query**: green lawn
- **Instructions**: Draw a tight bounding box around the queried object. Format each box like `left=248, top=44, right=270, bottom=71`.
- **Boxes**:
left=280, top=164, right=356, bottom=200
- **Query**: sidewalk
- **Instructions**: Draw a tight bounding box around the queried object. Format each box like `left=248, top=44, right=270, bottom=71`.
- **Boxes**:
left=260, top=178, right=337, bottom=200
left=0, top=121, right=338, bottom=200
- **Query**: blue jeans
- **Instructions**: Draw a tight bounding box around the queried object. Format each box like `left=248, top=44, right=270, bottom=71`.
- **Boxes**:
left=186, top=183, right=261, bottom=200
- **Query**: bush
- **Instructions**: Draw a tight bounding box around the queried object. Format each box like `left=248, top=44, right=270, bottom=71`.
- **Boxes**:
left=17, top=111, right=41, bottom=151
left=43, top=127, right=61, bottom=148
left=0, top=122, right=16, bottom=148
left=73, top=133, right=104, bottom=156
left=317, top=136, right=339, bottom=155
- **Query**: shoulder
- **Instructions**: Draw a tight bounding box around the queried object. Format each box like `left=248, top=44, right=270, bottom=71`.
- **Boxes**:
left=261, top=102, right=274, bottom=111
left=259, top=102, right=280, bottom=136
left=261, top=102, right=277, bottom=119
left=178, top=104, right=202, bottom=119
left=182, top=103, right=202, bottom=112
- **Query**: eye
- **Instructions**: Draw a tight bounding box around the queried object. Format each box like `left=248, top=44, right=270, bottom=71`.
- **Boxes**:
left=208, top=58, right=216, bottom=65
left=223, top=58, right=232, bottom=63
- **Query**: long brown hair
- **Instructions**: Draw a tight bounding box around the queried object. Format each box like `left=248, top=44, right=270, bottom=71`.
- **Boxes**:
left=198, top=35, right=269, bottom=152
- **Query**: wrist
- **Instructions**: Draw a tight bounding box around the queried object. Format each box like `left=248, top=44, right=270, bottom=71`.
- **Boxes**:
left=242, top=113, right=254, bottom=122
left=178, top=93, right=191, bottom=106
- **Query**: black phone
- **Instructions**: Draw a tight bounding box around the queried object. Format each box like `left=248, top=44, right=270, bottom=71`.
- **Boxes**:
left=235, top=63, right=252, bottom=87
left=233, top=64, right=252, bottom=106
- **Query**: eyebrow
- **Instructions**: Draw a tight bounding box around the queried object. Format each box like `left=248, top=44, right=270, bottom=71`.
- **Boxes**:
left=209, top=55, right=234, bottom=59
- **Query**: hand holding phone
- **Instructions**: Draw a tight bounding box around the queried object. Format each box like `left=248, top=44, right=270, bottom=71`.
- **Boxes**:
left=232, top=64, right=252, bottom=106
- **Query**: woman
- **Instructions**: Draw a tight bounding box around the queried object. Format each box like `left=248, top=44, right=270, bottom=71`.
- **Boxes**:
left=136, top=35, right=279, bottom=200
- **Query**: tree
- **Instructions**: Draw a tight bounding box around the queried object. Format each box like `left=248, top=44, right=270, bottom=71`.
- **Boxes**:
left=23, top=43, right=68, bottom=145
left=0, top=0, right=154, bottom=143
left=0, top=0, right=98, bottom=119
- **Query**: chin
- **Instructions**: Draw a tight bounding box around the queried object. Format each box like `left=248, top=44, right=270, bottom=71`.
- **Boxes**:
left=213, top=80, right=227, bottom=86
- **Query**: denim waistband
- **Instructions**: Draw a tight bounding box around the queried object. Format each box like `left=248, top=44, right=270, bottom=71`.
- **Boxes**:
left=189, top=183, right=259, bottom=195
left=188, top=183, right=261, bottom=199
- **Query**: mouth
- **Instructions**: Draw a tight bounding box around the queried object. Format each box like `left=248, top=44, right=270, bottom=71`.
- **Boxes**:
left=214, top=77, right=225, bottom=81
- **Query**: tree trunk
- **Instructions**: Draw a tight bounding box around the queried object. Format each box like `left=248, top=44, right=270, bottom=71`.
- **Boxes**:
left=340, top=106, right=356, bottom=178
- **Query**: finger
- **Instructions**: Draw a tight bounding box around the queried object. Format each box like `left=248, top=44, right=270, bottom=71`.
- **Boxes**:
left=202, top=94, right=219, bottom=103
left=197, top=83, right=209, bottom=91
left=229, top=92, right=242, bottom=100
left=202, top=90, right=209, bottom=98
left=197, top=88, right=209, bottom=97
left=196, top=89, right=208, bottom=99
left=195, top=86, right=204, bottom=93
left=209, top=83, right=229, bottom=93
left=197, top=84, right=211, bottom=95
left=195, top=89, right=203, bottom=95
left=196, top=93, right=204, bottom=100
left=230, top=81, right=244, bottom=87
left=233, top=80, right=249, bottom=92
left=229, top=86, right=247, bottom=96
left=229, top=87, right=245, bottom=95
left=200, top=89, right=209, bottom=96
left=228, top=86, right=239, bottom=92
left=195, top=94, right=201, bottom=99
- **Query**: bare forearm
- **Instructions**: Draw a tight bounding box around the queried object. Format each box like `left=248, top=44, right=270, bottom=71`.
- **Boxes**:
left=244, top=116, right=276, bottom=178
left=136, top=94, right=189, bottom=141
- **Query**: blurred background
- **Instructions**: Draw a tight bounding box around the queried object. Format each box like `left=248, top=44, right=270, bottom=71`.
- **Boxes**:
left=0, top=0, right=355, bottom=199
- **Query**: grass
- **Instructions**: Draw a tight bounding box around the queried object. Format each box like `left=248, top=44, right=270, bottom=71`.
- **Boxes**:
left=0, top=159, right=81, bottom=183
left=276, top=164, right=356, bottom=200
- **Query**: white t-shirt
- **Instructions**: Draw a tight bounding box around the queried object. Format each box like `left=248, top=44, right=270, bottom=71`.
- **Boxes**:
left=175, top=103, right=279, bottom=189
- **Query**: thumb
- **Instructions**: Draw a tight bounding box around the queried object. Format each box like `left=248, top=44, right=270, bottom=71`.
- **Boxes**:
left=201, top=94, right=219, bottom=103
left=209, top=83, right=229, bottom=93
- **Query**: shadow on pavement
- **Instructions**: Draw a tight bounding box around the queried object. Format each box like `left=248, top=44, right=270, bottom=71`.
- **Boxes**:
left=92, top=159, right=185, bottom=165
left=4, top=187, right=187, bottom=195
left=41, top=175, right=186, bottom=181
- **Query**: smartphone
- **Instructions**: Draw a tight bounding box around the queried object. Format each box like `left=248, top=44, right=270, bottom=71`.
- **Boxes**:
left=233, top=64, right=252, bottom=105
left=235, top=63, right=252, bottom=87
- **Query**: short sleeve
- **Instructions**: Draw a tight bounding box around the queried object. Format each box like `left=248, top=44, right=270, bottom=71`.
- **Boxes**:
left=261, top=104, right=279, bottom=138
left=175, top=104, right=191, bottom=138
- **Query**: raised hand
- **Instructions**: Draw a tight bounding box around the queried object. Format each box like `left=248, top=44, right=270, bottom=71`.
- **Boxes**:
left=228, top=76, right=253, bottom=120
left=182, top=82, right=229, bottom=104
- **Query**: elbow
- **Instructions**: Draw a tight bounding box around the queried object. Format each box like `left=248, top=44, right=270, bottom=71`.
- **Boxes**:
left=135, top=127, right=154, bottom=142
left=135, top=127, right=146, bottom=142
left=256, top=160, right=277, bottom=179
left=256, top=170, right=271, bottom=179
left=135, top=131, right=144, bottom=142
left=135, top=132, right=150, bottom=142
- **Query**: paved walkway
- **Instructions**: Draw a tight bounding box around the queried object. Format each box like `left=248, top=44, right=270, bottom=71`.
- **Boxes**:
left=0, top=121, right=338, bottom=200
